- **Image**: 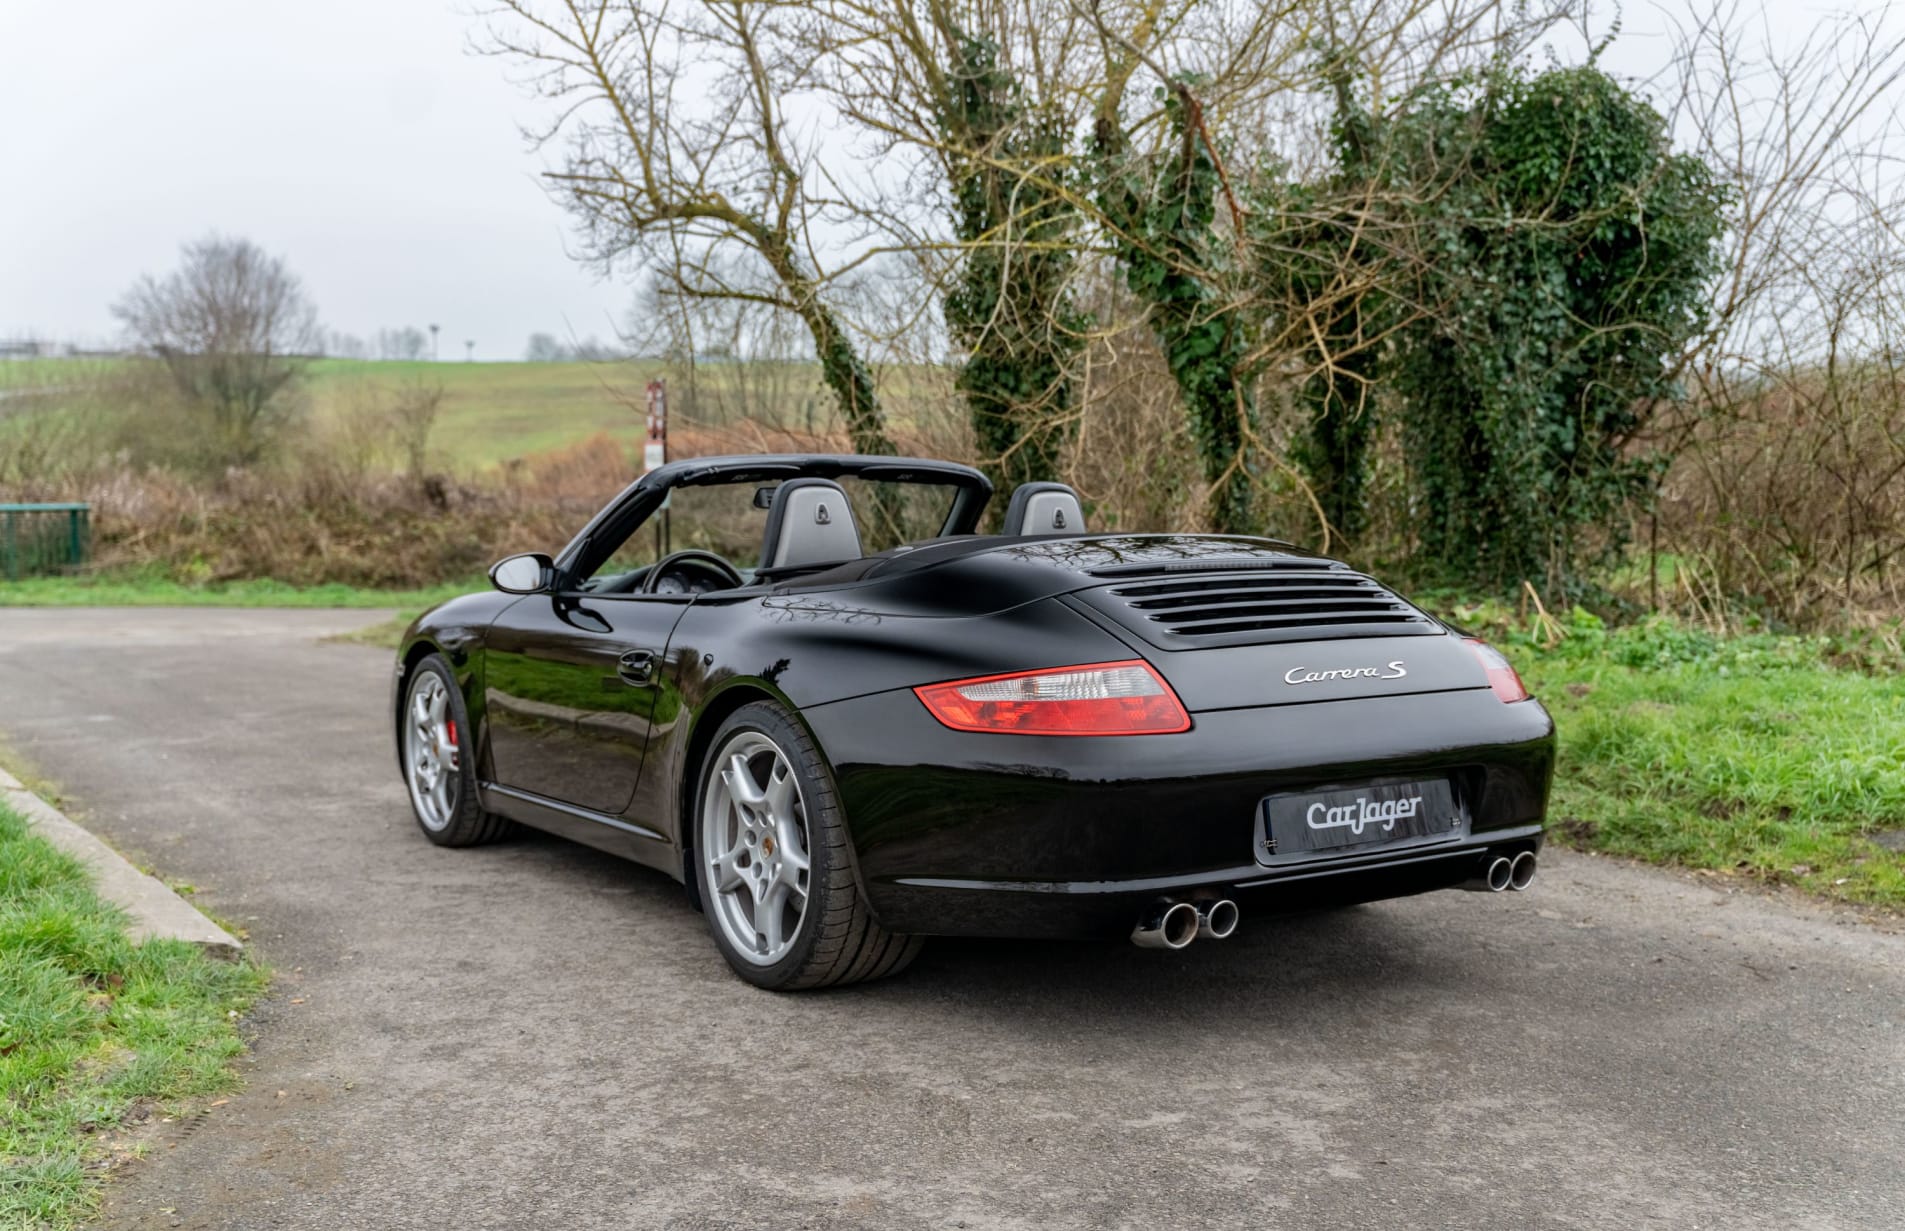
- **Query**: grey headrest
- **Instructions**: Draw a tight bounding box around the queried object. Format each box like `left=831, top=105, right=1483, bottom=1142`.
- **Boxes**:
left=1001, top=482, right=1086, bottom=536
left=760, top=478, right=862, bottom=569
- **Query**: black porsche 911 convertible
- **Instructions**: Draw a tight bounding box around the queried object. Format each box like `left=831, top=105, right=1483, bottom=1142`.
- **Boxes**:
left=393, top=453, right=1553, bottom=989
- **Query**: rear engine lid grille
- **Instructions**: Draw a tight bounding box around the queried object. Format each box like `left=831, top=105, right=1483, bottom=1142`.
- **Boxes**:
left=1083, top=556, right=1330, bottom=579
left=1075, top=568, right=1439, bottom=648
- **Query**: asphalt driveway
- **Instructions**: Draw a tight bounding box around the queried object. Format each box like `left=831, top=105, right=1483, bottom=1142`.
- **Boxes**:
left=0, top=606, right=1899, bottom=1230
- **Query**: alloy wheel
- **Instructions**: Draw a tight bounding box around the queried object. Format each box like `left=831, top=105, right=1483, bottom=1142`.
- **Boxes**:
left=701, top=730, right=813, bottom=965
left=404, top=672, right=461, bottom=831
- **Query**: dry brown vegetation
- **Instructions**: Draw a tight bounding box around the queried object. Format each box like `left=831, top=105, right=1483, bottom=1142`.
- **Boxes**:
left=1654, top=367, right=1905, bottom=629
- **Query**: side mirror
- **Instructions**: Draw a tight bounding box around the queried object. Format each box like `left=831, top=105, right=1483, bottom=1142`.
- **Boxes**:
left=489, top=552, right=555, bottom=595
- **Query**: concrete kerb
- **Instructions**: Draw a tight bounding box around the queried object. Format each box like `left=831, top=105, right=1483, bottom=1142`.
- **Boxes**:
left=0, top=765, right=243, bottom=958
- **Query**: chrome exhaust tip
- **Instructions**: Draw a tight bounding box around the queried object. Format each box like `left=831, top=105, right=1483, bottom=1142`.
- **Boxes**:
left=1508, top=850, right=1537, bottom=891
left=1132, top=900, right=1200, bottom=950
left=1462, top=855, right=1515, bottom=893
left=1196, top=898, right=1240, bottom=941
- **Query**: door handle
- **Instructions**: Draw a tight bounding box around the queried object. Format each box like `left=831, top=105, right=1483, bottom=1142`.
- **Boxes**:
left=617, top=649, right=658, bottom=686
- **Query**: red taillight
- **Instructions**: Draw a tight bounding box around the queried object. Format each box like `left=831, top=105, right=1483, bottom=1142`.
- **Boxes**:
left=1465, top=638, right=1530, bottom=703
left=913, top=660, right=1192, bottom=736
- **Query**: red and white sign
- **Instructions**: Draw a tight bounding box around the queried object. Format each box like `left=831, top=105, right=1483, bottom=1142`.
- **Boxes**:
left=643, top=379, right=667, bottom=475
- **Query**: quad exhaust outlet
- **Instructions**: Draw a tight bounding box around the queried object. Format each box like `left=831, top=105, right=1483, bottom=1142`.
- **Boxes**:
left=1462, top=851, right=1538, bottom=892
left=1132, top=900, right=1200, bottom=949
left=1132, top=897, right=1238, bottom=948
left=1134, top=850, right=1536, bottom=949
left=1196, top=898, right=1240, bottom=941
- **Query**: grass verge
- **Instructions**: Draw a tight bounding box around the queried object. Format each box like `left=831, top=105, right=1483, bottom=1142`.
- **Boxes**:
left=0, top=800, right=266, bottom=1229
left=0, top=572, right=478, bottom=609
left=1459, top=605, right=1905, bottom=911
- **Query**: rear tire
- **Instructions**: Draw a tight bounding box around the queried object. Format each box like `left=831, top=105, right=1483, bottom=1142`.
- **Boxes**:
left=692, top=701, right=921, bottom=990
left=401, top=654, right=513, bottom=847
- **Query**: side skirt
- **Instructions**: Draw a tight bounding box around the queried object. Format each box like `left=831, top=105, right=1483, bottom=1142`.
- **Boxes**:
left=478, top=781, right=682, bottom=880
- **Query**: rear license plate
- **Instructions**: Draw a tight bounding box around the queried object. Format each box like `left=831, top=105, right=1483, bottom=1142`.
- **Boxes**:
left=1263, top=779, right=1460, bottom=856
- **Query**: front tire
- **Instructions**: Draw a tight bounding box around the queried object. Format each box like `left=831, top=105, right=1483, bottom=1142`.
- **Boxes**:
left=693, top=701, right=921, bottom=990
left=401, top=654, right=512, bottom=847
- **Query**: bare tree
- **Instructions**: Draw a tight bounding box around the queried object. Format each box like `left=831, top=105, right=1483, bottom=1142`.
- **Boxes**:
left=390, top=379, right=447, bottom=478
left=112, top=235, right=321, bottom=466
left=327, top=330, right=370, bottom=359
left=377, top=326, right=429, bottom=361
left=481, top=0, right=896, bottom=456
left=631, top=260, right=832, bottom=433
left=1643, top=0, right=1905, bottom=624
left=525, top=331, right=568, bottom=362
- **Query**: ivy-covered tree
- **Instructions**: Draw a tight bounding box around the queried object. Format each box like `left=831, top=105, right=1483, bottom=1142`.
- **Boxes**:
left=937, top=34, right=1088, bottom=501
left=1251, top=64, right=1389, bottom=543
left=1376, top=65, right=1727, bottom=590
left=1098, top=84, right=1260, bottom=535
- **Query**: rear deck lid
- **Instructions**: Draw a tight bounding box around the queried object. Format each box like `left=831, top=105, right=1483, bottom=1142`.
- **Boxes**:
left=1064, top=558, right=1489, bottom=709
left=1118, top=630, right=1491, bottom=710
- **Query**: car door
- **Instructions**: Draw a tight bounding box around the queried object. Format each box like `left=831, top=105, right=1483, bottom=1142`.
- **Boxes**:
left=482, top=591, right=692, bottom=817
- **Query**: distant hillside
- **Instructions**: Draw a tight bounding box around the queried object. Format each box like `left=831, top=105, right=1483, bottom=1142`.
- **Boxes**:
left=303, top=359, right=665, bottom=468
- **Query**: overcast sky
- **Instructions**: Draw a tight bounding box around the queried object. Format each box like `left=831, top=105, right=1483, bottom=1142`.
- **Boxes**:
left=0, top=1, right=629, bottom=360
left=0, top=2, right=1872, bottom=362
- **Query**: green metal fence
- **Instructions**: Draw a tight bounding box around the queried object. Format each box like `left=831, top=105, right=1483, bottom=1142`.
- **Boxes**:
left=0, top=503, right=91, bottom=581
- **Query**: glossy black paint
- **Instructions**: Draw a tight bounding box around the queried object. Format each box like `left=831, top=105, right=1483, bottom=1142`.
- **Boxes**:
left=394, top=455, right=1556, bottom=940
left=482, top=593, right=689, bottom=814
left=802, top=687, right=1550, bottom=936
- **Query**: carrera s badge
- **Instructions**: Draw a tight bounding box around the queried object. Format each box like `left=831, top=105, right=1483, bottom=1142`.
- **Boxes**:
left=1282, top=661, right=1408, bottom=685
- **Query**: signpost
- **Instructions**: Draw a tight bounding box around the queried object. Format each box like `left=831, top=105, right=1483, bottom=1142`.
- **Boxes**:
left=643, top=379, right=667, bottom=476
left=645, top=380, right=669, bottom=556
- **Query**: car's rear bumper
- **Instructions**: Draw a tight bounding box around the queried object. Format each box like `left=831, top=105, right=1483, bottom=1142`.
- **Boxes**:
left=861, top=827, right=1545, bottom=938
left=800, top=686, right=1555, bottom=939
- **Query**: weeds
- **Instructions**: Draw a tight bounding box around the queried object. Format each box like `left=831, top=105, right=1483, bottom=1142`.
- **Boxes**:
left=1459, top=606, right=1905, bottom=911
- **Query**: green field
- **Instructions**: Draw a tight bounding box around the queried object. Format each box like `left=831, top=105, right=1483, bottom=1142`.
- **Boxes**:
left=305, top=358, right=661, bottom=468
left=0, top=356, right=664, bottom=469
left=0, top=357, right=121, bottom=387
left=0, top=355, right=922, bottom=471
